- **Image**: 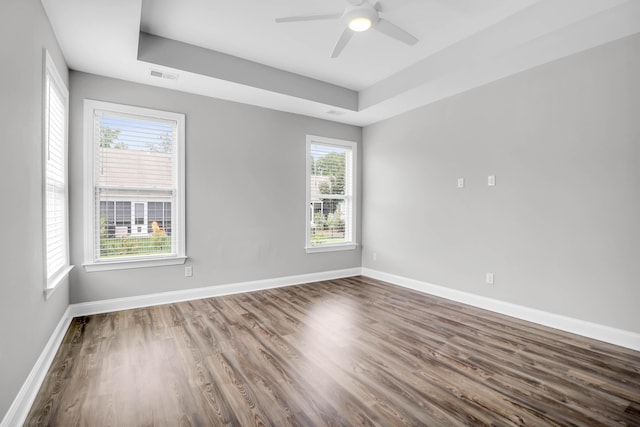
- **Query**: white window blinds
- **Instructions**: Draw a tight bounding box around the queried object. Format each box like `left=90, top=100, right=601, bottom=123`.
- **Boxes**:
left=43, top=50, right=71, bottom=291
left=306, top=136, right=357, bottom=251
left=84, top=101, right=185, bottom=267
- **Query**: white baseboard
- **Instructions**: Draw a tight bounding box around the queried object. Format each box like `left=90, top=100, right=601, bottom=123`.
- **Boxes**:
left=362, top=267, right=640, bottom=351
left=70, top=267, right=362, bottom=317
left=5, top=266, right=638, bottom=427
left=1, top=306, right=73, bottom=427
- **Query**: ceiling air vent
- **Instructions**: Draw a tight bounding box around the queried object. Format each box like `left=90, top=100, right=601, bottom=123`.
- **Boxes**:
left=149, top=69, right=178, bottom=80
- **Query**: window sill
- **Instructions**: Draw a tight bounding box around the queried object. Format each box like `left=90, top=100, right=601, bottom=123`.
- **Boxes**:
left=45, top=265, right=74, bottom=300
left=305, top=243, right=358, bottom=254
left=83, top=256, right=187, bottom=272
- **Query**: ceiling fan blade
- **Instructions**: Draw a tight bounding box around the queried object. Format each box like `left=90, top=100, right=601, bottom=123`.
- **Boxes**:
left=330, top=28, right=354, bottom=58
left=374, top=18, right=418, bottom=45
left=275, top=13, right=342, bottom=23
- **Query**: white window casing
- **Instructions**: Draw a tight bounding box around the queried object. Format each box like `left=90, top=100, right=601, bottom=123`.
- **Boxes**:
left=305, top=135, right=357, bottom=253
left=43, top=49, right=73, bottom=298
left=83, top=100, right=186, bottom=271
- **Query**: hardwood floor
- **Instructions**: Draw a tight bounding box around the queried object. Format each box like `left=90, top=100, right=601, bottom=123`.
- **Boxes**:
left=25, top=276, right=640, bottom=426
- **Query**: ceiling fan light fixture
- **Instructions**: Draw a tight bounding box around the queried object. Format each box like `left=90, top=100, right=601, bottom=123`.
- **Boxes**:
left=349, top=17, right=371, bottom=32
left=343, top=5, right=377, bottom=33
left=276, top=0, right=418, bottom=58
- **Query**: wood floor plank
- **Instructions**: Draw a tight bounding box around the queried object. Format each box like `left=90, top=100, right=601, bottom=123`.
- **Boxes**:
left=25, top=276, right=640, bottom=426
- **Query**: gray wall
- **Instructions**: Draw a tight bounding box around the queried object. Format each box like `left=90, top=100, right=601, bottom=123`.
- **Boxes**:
left=68, top=72, right=362, bottom=303
left=0, top=0, right=70, bottom=420
left=362, top=34, right=640, bottom=333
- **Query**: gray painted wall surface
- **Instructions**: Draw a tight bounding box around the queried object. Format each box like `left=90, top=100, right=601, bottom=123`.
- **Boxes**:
left=68, top=72, right=362, bottom=304
left=362, top=34, right=640, bottom=333
left=0, top=0, right=70, bottom=420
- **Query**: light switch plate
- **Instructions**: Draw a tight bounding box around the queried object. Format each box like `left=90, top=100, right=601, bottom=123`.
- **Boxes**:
left=486, top=272, right=494, bottom=284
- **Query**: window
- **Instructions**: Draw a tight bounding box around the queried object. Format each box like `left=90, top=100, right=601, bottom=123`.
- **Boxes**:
left=147, top=201, right=171, bottom=234
left=305, top=135, right=357, bottom=252
left=43, top=49, right=72, bottom=297
left=83, top=100, right=186, bottom=271
left=134, top=202, right=144, bottom=226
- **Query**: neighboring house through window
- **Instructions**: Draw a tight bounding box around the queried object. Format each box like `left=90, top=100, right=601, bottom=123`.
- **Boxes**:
left=83, top=100, right=186, bottom=271
left=305, top=135, right=357, bottom=252
left=43, top=49, right=73, bottom=297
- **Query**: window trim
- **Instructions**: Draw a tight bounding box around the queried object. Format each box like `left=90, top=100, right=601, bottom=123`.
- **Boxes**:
left=82, top=99, right=186, bottom=271
left=305, top=135, right=358, bottom=253
left=42, top=49, right=73, bottom=298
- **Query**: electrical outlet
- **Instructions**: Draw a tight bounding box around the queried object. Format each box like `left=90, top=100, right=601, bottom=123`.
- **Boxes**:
left=486, top=272, right=494, bottom=285
left=488, top=175, right=496, bottom=186
left=185, top=266, right=193, bottom=277
left=372, top=252, right=377, bottom=261
left=457, top=178, right=464, bottom=188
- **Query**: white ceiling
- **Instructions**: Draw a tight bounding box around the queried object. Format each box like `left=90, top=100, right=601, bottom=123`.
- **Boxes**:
left=41, top=0, right=640, bottom=126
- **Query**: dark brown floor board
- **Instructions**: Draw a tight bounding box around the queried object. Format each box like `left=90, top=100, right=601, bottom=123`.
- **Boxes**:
left=25, top=276, right=640, bottom=426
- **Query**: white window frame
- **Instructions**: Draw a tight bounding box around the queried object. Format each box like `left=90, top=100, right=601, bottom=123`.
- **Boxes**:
left=305, top=135, right=358, bottom=253
left=83, top=100, right=186, bottom=271
left=42, top=49, right=73, bottom=298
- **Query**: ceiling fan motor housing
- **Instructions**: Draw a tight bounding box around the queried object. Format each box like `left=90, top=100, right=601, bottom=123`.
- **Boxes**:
left=343, top=4, right=379, bottom=30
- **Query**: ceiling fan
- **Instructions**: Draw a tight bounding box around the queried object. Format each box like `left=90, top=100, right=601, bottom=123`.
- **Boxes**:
left=275, top=0, right=418, bottom=58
